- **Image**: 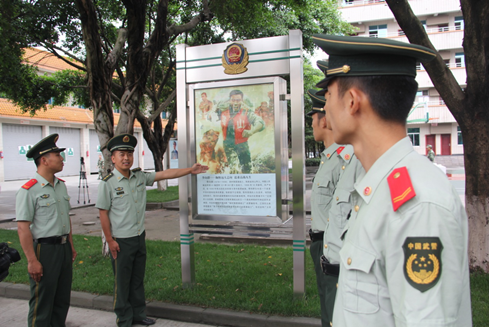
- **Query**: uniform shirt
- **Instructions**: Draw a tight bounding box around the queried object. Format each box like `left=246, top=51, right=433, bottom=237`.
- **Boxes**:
left=323, top=145, right=364, bottom=264
left=15, top=172, right=71, bottom=239
left=96, top=168, right=156, bottom=238
left=310, top=143, right=343, bottom=232
left=333, top=137, right=472, bottom=327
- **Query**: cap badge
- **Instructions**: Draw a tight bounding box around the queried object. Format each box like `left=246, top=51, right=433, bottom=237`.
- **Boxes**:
left=123, top=136, right=130, bottom=143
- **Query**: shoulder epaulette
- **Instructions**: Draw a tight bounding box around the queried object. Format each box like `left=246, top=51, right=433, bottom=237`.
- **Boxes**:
left=57, top=177, right=65, bottom=182
left=132, top=168, right=142, bottom=172
left=102, top=173, right=114, bottom=182
left=387, top=167, right=416, bottom=211
left=22, top=179, right=37, bottom=190
left=336, top=146, right=345, bottom=154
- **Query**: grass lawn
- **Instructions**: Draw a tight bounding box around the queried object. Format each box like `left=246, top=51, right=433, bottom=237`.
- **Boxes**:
left=0, top=230, right=320, bottom=317
left=146, top=186, right=179, bottom=203
left=1, top=229, right=488, bottom=325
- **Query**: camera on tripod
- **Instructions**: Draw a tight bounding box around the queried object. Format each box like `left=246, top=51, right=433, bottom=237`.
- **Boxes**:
left=0, top=242, right=21, bottom=282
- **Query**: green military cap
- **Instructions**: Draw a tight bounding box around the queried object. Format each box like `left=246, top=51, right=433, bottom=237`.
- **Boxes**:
left=107, top=133, right=137, bottom=152
left=26, top=134, right=66, bottom=160
left=306, top=89, right=326, bottom=116
left=316, top=60, right=328, bottom=74
left=312, top=34, right=437, bottom=88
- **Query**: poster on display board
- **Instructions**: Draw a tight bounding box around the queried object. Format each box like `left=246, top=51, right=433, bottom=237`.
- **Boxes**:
left=190, top=77, right=287, bottom=221
left=169, top=138, right=179, bottom=169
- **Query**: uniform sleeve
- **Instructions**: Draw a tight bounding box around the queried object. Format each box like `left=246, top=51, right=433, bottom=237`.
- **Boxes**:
left=95, top=181, right=112, bottom=210
left=61, top=182, right=72, bottom=211
left=144, top=171, right=156, bottom=186
left=386, top=201, right=470, bottom=326
left=15, top=189, right=35, bottom=222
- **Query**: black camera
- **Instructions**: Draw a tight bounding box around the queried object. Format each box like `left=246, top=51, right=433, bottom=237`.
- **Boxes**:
left=0, top=242, right=21, bottom=282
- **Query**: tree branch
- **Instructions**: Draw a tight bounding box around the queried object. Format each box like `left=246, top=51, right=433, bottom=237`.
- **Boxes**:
left=148, top=89, right=176, bottom=122
left=385, top=0, right=464, bottom=113
left=106, top=28, right=127, bottom=71
left=167, top=0, right=213, bottom=36
left=40, top=44, right=86, bottom=71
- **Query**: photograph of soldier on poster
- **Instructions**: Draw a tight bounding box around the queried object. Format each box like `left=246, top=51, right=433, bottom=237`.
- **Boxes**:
left=195, top=83, right=276, bottom=175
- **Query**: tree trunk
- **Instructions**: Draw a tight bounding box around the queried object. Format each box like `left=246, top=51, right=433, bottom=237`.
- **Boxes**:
left=386, top=0, right=489, bottom=272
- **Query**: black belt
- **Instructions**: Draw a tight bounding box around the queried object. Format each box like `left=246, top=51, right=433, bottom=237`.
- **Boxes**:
left=34, top=235, right=69, bottom=245
left=309, top=229, right=324, bottom=242
left=321, top=255, right=340, bottom=277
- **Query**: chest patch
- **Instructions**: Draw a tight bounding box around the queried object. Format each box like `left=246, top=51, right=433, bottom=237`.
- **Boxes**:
left=40, top=194, right=50, bottom=199
left=403, top=237, right=443, bottom=292
left=115, top=187, right=123, bottom=191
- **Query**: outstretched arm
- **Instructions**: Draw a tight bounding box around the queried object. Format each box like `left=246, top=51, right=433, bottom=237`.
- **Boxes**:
left=154, top=163, right=208, bottom=181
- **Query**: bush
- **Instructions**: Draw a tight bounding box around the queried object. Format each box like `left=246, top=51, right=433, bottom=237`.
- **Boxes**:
left=305, top=158, right=321, bottom=166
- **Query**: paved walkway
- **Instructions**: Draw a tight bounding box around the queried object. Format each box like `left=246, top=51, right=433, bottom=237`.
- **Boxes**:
left=0, top=297, right=221, bottom=327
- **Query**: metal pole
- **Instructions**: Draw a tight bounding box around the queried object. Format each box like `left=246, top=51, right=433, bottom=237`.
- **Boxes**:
left=176, top=43, right=195, bottom=288
left=289, top=30, right=306, bottom=298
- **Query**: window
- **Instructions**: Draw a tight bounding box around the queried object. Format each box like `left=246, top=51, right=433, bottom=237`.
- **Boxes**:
left=438, top=24, right=449, bottom=32
left=343, top=0, right=355, bottom=5
left=408, top=128, right=420, bottom=146
left=113, top=108, right=120, bottom=113
left=455, top=16, right=464, bottom=30
left=455, top=52, right=465, bottom=67
left=443, top=59, right=450, bottom=67
left=416, top=90, right=429, bottom=97
left=398, top=29, right=405, bottom=36
left=369, top=24, right=388, bottom=38
left=439, top=97, right=445, bottom=105
left=416, top=62, right=422, bottom=70
left=161, top=111, right=167, bottom=119
left=457, top=126, right=463, bottom=145
left=47, top=97, right=54, bottom=105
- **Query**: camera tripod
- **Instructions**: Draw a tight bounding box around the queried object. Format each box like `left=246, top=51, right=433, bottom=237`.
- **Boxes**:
left=78, top=157, right=90, bottom=204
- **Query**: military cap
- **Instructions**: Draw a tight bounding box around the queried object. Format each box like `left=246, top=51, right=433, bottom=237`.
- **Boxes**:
left=26, top=134, right=66, bottom=160
left=316, top=60, right=328, bottom=74
left=312, top=34, right=437, bottom=88
left=306, top=89, right=326, bottom=116
left=107, top=133, right=137, bottom=152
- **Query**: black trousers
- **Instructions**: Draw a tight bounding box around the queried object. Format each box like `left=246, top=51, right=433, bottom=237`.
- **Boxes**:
left=111, top=233, right=147, bottom=327
left=28, top=242, right=72, bottom=327
left=310, top=239, right=338, bottom=327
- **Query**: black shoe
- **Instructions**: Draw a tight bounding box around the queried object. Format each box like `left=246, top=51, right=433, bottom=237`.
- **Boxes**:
left=133, top=318, right=155, bottom=325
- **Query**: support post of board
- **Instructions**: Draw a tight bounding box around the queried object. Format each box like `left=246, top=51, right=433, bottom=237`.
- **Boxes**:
left=289, top=30, right=306, bottom=298
left=176, top=43, right=195, bottom=288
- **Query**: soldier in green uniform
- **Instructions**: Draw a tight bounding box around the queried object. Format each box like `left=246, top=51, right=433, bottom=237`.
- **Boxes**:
left=306, top=88, right=343, bottom=327
left=320, top=143, right=364, bottom=327
left=426, top=144, right=435, bottom=162
left=16, top=133, right=77, bottom=327
left=313, top=34, right=471, bottom=326
left=96, top=134, right=207, bottom=326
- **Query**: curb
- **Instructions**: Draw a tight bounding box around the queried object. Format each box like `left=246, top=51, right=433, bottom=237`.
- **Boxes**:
left=0, top=282, right=320, bottom=327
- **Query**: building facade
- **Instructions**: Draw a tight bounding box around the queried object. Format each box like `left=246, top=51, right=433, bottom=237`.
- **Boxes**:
left=0, top=48, right=173, bottom=181
left=337, top=0, right=464, bottom=156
